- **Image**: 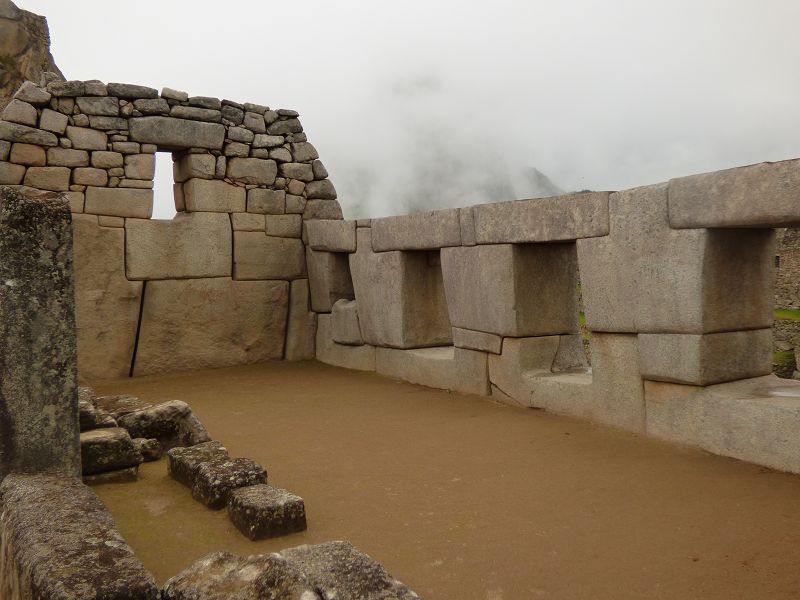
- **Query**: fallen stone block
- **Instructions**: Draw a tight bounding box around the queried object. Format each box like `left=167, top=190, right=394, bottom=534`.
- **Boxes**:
left=228, top=484, right=307, bottom=540
left=280, top=540, right=421, bottom=600
left=80, top=427, right=143, bottom=475
left=0, top=474, right=158, bottom=599
left=116, top=399, right=211, bottom=451
left=192, top=457, right=268, bottom=509
left=133, top=438, right=163, bottom=462
left=167, top=441, right=229, bottom=488
left=78, top=386, right=117, bottom=431
left=161, top=551, right=317, bottom=600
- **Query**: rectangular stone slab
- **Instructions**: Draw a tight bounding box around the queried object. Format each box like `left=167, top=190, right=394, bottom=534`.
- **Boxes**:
left=306, top=219, right=357, bottom=252
left=227, top=484, right=307, bottom=540
left=85, top=186, right=153, bottom=218
left=129, top=116, right=225, bottom=150
left=371, top=208, right=461, bottom=251
left=233, top=232, right=306, bottom=280
left=668, top=159, right=800, bottom=228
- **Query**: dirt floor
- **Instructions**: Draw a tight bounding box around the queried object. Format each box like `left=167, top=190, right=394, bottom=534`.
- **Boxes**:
left=90, top=361, right=800, bottom=599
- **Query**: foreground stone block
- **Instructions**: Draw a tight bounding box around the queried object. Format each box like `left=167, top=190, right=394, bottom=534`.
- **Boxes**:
left=441, top=243, right=579, bottom=337
left=306, top=219, right=357, bottom=252
left=133, top=278, right=288, bottom=375
left=72, top=214, right=143, bottom=379
left=472, top=192, right=609, bottom=243
left=184, top=178, right=246, bottom=212
left=228, top=484, right=307, bottom=540
left=116, top=400, right=211, bottom=450
left=85, top=185, right=153, bottom=218
left=638, top=329, right=773, bottom=386
left=167, top=441, right=229, bottom=488
left=331, top=299, right=364, bottom=345
left=316, top=314, right=376, bottom=371
left=233, top=231, right=306, bottom=279
left=306, top=247, right=354, bottom=312
left=371, top=208, right=461, bottom=251
left=193, top=457, right=267, bottom=509
left=669, top=159, right=800, bottom=228
left=280, top=540, right=420, bottom=600
left=80, top=427, right=143, bottom=475
left=125, top=212, right=232, bottom=279
left=577, top=183, right=775, bottom=333
left=162, top=552, right=316, bottom=600
left=0, top=474, right=158, bottom=599
left=0, top=188, right=80, bottom=478
left=129, top=116, right=225, bottom=149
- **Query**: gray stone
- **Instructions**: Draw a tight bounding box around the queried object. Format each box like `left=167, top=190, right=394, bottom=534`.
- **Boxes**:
left=312, top=159, right=328, bottom=180
left=280, top=162, right=314, bottom=182
left=303, top=199, right=343, bottom=220
left=80, top=427, right=143, bottom=475
left=264, top=110, right=280, bottom=125
left=227, top=157, right=277, bottom=185
left=638, top=329, right=773, bottom=385
left=133, top=278, right=289, bottom=375
left=247, top=188, right=286, bottom=214
left=244, top=102, right=269, bottom=114
left=117, top=400, right=211, bottom=451
left=0, top=161, right=25, bottom=184
left=38, top=107, right=68, bottom=133
left=221, top=105, right=244, bottom=125
left=269, top=147, right=293, bottom=163
left=0, top=474, right=158, bottom=599
left=91, top=150, right=124, bottom=168
left=228, top=484, right=307, bottom=540
left=0, top=120, right=58, bottom=146
left=13, top=81, right=51, bottom=105
left=266, top=214, right=302, bottom=238
left=192, top=457, right=267, bottom=509
left=83, top=466, right=138, bottom=485
left=88, top=115, right=129, bottom=131
left=173, top=152, right=216, bottom=181
left=331, top=299, right=363, bottom=345
left=76, top=95, right=119, bottom=116
left=473, top=191, right=609, bottom=243
left=268, top=118, right=303, bottom=135
left=78, top=387, right=116, bottom=431
left=107, top=82, right=158, bottom=98
left=244, top=111, right=266, bottom=133
left=452, top=327, right=502, bottom=354
left=47, top=80, right=85, bottom=96
left=224, top=141, right=249, bottom=157
left=233, top=232, right=306, bottom=279
left=112, top=141, right=141, bottom=154
left=227, top=126, right=254, bottom=143
left=161, top=87, right=188, bottom=102
left=133, top=98, right=170, bottom=114
left=280, top=540, right=420, bottom=600
left=187, top=96, right=221, bottom=109
left=287, top=179, right=305, bottom=196
left=124, top=153, right=155, bottom=179
left=83, top=80, right=108, bottom=96
left=372, top=208, right=460, bottom=251
left=306, top=247, right=355, bottom=313
left=316, top=314, right=376, bottom=371
left=85, top=186, right=153, bottom=218
left=0, top=188, right=80, bottom=479
left=23, top=165, right=70, bottom=190
left=253, top=134, right=284, bottom=148
left=171, top=105, right=222, bottom=122
left=47, top=147, right=88, bottom=167
left=129, top=116, right=225, bottom=149
left=290, top=142, right=318, bottom=162
left=2, top=99, right=37, bottom=126
left=669, top=159, right=800, bottom=228
left=72, top=113, right=90, bottom=127
left=306, top=219, right=357, bottom=252
left=589, top=333, right=646, bottom=432
left=167, top=441, right=229, bottom=488
left=0, top=141, right=8, bottom=161
left=133, top=438, right=162, bottom=461
left=9, top=142, right=45, bottom=165
left=304, top=179, right=337, bottom=200
left=285, top=279, right=317, bottom=361
left=161, top=551, right=317, bottom=600
left=184, top=178, right=245, bottom=212
left=459, top=207, right=477, bottom=246
left=66, top=125, right=107, bottom=150
left=120, top=179, right=153, bottom=189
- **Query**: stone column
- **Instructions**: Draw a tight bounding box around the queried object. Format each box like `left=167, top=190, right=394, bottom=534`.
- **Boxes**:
left=0, top=186, right=80, bottom=479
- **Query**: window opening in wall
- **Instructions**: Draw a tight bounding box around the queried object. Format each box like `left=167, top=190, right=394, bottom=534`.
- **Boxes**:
left=151, top=151, right=178, bottom=219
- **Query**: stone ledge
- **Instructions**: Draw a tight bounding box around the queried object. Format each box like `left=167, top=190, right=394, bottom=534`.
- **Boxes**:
left=306, top=218, right=356, bottom=252
left=371, top=208, right=461, bottom=251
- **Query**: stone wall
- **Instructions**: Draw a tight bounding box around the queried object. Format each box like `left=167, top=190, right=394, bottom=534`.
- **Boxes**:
left=0, top=78, right=339, bottom=380
left=308, top=160, right=800, bottom=474
left=776, top=228, right=800, bottom=309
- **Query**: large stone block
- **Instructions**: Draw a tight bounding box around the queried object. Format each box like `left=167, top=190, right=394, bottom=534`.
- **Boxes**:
left=23, top=165, right=70, bottom=191
left=376, top=346, right=489, bottom=396
left=173, top=152, right=215, bottom=182
left=306, top=219, right=357, bottom=252
left=0, top=474, right=158, bottom=599
left=371, top=208, right=461, bottom=251
left=0, top=121, right=58, bottom=146
left=0, top=161, right=25, bottom=184
left=72, top=214, right=143, bottom=379
left=472, top=192, right=609, bottom=244
left=316, top=313, right=376, bottom=371
left=638, top=329, right=773, bottom=386
left=85, top=186, right=153, bottom=218
left=125, top=212, right=232, bottom=279
left=226, top=157, right=277, bottom=185
left=589, top=333, right=645, bottom=432
left=184, top=178, right=245, bottom=212
left=227, top=484, right=307, bottom=540
left=331, top=299, right=363, bottom=345
left=306, top=247, right=354, bottom=312
left=285, top=279, right=317, bottom=361
left=65, top=125, right=107, bottom=150
left=0, top=188, right=80, bottom=478
left=129, top=116, right=225, bottom=150
left=441, top=243, right=579, bottom=337
left=645, top=376, right=800, bottom=474
left=133, top=278, right=288, bottom=375
left=80, top=427, right=142, bottom=475
left=233, top=231, right=305, bottom=280
left=669, top=159, right=800, bottom=228
left=452, top=327, right=502, bottom=354
left=577, top=182, right=775, bottom=333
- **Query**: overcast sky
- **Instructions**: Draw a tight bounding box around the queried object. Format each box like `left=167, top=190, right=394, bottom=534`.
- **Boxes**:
left=22, top=0, right=800, bottom=218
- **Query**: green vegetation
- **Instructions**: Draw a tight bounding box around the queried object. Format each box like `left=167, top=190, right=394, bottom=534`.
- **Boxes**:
left=774, top=308, right=800, bottom=321
left=773, top=350, right=796, bottom=364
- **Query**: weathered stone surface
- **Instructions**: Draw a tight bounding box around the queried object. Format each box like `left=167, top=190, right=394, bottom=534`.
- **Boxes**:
left=459, top=207, right=476, bottom=246
left=233, top=232, right=306, bottom=280
left=72, top=214, right=143, bottom=379
left=0, top=120, right=57, bottom=146
left=472, top=192, right=609, bottom=243
left=9, top=142, right=44, bottom=165
left=280, top=540, right=420, bottom=600
left=129, top=116, right=225, bottom=150
left=65, top=125, right=107, bottom=150
left=316, top=314, right=376, bottom=371
left=589, top=333, right=645, bottom=432
left=73, top=166, right=108, bottom=186
left=167, top=441, right=229, bottom=488
left=173, top=152, right=215, bottom=181
left=13, top=82, right=51, bottom=106
left=303, top=199, right=343, bottom=220
left=47, top=80, right=84, bottom=97
left=224, top=141, right=249, bottom=157
left=76, top=95, right=119, bottom=115
left=280, top=162, right=314, bottom=182
left=372, top=209, right=461, bottom=252
left=227, top=126, right=254, bottom=144
left=285, top=279, right=317, bottom=361
left=0, top=161, right=25, bottom=184
left=267, top=118, right=302, bottom=135
left=85, top=185, right=153, bottom=218
left=125, top=212, right=232, bottom=279
left=133, top=278, right=289, bottom=375
left=306, top=219, right=357, bottom=252
left=452, top=327, right=502, bottom=354
left=253, top=134, right=284, bottom=148
left=107, top=82, right=158, bottom=98
left=306, top=247, right=355, bottom=312
left=331, top=299, right=364, bottom=345
left=270, top=147, right=293, bottom=163
left=376, top=346, right=489, bottom=396
left=441, top=243, right=579, bottom=337
left=125, top=153, right=155, bottom=180
left=91, top=150, right=123, bottom=168
left=228, top=484, right=307, bottom=540
left=80, top=427, right=143, bottom=475
left=638, top=329, right=773, bottom=386
left=161, top=551, right=317, bottom=600
left=22, top=165, right=69, bottom=190
left=0, top=474, right=158, bottom=599
left=645, top=376, right=800, bottom=474
left=312, top=159, right=328, bottom=180
left=133, top=438, right=162, bottom=462
left=193, top=457, right=267, bottom=509
left=0, top=188, right=80, bottom=478
left=78, top=387, right=116, bottom=431
left=38, top=107, right=68, bottom=133
left=266, top=214, right=302, bottom=238
left=89, top=115, right=128, bottom=130
left=83, top=465, right=139, bottom=485
left=350, top=229, right=452, bottom=348
left=232, top=212, right=265, bottom=231
left=221, top=105, right=244, bottom=124
left=669, top=159, right=800, bottom=228
left=184, top=177, right=245, bottom=212
left=577, top=183, right=775, bottom=333
left=117, top=400, right=211, bottom=450
left=95, top=394, right=153, bottom=421
left=290, top=142, right=318, bottom=162
left=248, top=187, right=285, bottom=214
left=98, top=215, right=125, bottom=226
left=161, top=87, right=188, bottom=102
left=244, top=111, right=266, bottom=133
left=47, top=146, right=88, bottom=166
left=133, top=98, right=170, bottom=115
left=170, top=105, right=221, bottom=122
left=1, top=98, right=37, bottom=126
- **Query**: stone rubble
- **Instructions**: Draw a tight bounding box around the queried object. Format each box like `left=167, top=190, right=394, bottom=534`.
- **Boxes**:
left=79, top=427, right=142, bottom=475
